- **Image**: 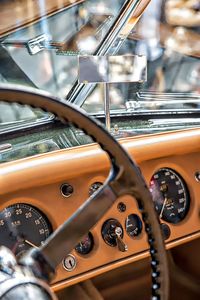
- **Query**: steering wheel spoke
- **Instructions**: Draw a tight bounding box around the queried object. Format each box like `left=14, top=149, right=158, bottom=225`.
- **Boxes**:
left=39, top=181, right=117, bottom=268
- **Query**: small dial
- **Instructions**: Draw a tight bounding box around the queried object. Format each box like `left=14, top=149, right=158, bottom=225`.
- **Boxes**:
left=125, top=214, right=142, bottom=238
left=150, top=168, right=190, bottom=224
left=0, top=203, right=52, bottom=257
left=89, top=182, right=103, bottom=196
left=75, top=232, right=94, bottom=255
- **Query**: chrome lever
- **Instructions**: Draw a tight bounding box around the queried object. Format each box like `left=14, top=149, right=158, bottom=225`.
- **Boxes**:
left=115, top=227, right=128, bottom=252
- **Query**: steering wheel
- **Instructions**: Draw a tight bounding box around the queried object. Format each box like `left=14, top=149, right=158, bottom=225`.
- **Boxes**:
left=0, top=85, right=169, bottom=300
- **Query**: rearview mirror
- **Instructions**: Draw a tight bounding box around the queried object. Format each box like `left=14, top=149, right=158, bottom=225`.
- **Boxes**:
left=78, top=55, right=147, bottom=131
left=78, top=55, right=147, bottom=84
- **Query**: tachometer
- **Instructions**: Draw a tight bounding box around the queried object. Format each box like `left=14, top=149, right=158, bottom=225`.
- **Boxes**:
left=149, top=168, right=190, bottom=224
left=0, top=203, right=52, bottom=257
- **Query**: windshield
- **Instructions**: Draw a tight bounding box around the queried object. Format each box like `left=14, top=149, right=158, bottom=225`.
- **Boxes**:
left=0, top=0, right=200, bottom=123
left=0, top=0, right=130, bottom=126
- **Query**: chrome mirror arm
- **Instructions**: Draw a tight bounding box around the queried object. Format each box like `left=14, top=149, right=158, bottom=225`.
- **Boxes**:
left=78, top=54, right=147, bottom=130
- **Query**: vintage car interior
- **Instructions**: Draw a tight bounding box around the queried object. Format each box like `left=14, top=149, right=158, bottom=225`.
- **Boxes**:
left=0, top=0, right=200, bottom=299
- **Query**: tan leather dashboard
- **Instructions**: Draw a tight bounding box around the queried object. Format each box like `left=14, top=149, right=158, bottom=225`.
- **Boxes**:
left=1, top=127, right=200, bottom=291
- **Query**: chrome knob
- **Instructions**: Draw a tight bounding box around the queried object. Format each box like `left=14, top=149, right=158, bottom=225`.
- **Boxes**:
left=115, top=227, right=128, bottom=252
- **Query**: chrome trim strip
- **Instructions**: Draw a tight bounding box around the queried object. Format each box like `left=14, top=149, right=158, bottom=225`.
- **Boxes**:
left=0, top=143, right=12, bottom=152
left=104, top=83, right=111, bottom=131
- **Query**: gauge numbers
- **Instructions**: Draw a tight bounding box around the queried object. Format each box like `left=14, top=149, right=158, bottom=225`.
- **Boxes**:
left=150, top=168, right=190, bottom=224
left=0, top=203, right=52, bottom=257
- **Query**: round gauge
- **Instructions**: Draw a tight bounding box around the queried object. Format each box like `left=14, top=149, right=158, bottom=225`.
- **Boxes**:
left=75, top=232, right=94, bottom=255
left=149, top=168, right=190, bottom=224
left=0, top=203, right=52, bottom=257
left=125, top=214, right=142, bottom=238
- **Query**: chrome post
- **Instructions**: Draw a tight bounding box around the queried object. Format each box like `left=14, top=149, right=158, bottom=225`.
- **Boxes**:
left=104, top=83, right=110, bottom=131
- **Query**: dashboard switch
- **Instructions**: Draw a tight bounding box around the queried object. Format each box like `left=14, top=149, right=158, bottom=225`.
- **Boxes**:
left=115, top=227, right=128, bottom=252
left=102, top=219, right=127, bottom=252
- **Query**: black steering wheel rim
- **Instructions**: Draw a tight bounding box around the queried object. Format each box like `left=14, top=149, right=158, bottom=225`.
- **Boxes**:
left=0, top=84, right=169, bottom=299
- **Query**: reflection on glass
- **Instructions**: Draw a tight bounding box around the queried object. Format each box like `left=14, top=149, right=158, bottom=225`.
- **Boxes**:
left=83, top=0, right=200, bottom=113
left=0, top=0, right=124, bottom=98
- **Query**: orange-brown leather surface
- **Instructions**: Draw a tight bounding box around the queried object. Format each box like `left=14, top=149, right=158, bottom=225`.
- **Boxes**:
left=1, top=127, right=200, bottom=291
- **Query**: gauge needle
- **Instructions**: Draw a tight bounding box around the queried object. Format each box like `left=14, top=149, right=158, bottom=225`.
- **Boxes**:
left=12, top=241, right=20, bottom=254
left=159, top=197, right=168, bottom=219
left=24, top=239, right=39, bottom=249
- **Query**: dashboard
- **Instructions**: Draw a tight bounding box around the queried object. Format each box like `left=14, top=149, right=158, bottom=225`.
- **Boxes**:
left=1, top=127, right=200, bottom=292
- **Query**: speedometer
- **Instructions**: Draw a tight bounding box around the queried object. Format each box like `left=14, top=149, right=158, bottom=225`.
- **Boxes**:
left=149, top=168, right=190, bottom=224
left=0, top=203, right=52, bottom=257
